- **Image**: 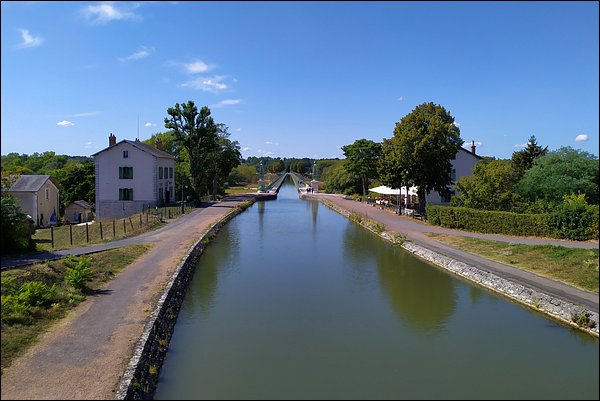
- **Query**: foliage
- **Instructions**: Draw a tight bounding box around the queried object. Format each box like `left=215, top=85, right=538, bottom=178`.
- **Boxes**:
left=321, top=160, right=362, bottom=195
left=228, top=164, right=257, bottom=186
left=380, top=102, right=463, bottom=212
left=164, top=101, right=221, bottom=199
left=64, top=256, right=93, bottom=290
left=1, top=195, right=34, bottom=254
left=341, top=139, right=382, bottom=197
left=50, top=161, right=95, bottom=214
left=426, top=205, right=554, bottom=238
left=1, top=279, right=57, bottom=324
left=515, top=147, right=599, bottom=205
left=547, top=194, right=599, bottom=241
left=204, top=126, right=242, bottom=199
left=452, top=159, right=520, bottom=211
left=571, top=310, right=596, bottom=329
left=511, top=135, right=548, bottom=180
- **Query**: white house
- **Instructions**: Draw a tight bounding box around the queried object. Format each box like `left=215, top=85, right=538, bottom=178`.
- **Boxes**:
left=93, top=133, right=176, bottom=220
left=425, top=141, right=482, bottom=205
left=6, top=175, right=60, bottom=227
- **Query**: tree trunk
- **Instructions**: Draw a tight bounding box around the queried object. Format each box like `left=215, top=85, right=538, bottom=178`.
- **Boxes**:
left=212, top=175, right=218, bottom=201
left=418, top=187, right=427, bottom=214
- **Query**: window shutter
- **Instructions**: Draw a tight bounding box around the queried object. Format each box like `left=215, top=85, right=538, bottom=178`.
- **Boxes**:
left=119, top=167, right=123, bottom=179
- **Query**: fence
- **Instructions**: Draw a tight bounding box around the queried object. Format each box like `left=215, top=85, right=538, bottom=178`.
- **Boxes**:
left=36, top=204, right=194, bottom=250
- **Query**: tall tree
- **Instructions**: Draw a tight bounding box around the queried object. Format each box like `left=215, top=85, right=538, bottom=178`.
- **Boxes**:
left=341, top=139, right=382, bottom=198
left=515, top=147, right=599, bottom=205
left=511, top=135, right=548, bottom=179
left=206, top=125, right=242, bottom=200
left=381, top=102, right=463, bottom=212
left=164, top=101, right=220, bottom=200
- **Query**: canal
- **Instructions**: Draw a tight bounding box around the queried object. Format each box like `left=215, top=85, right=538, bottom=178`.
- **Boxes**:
left=154, top=179, right=599, bottom=400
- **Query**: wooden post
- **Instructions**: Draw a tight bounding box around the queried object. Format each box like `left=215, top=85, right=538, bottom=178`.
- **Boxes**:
left=129, top=217, right=134, bottom=230
left=100, top=221, right=103, bottom=240
left=51, top=226, right=54, bottom=248
left=139, top=214, right=142, bottom=228
left=113, top=220, right=116, bottom=237
left=69, top=224, right=73, bottom=245
left=86, top=223, right=89, bottom=243
left=123, top=219, right=126, bottom=234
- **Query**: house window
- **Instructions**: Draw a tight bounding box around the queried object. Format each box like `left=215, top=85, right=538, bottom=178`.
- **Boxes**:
left=45, top=188, right=49, bottom=200
left=169, top=167, right=173, bottom=179
left=123, top=150, right=129, bottom=158
left=119, top=188, right=134, bottom=201
left=119, top=167, right=133, bottom=179
left=159, top=167, right=163, bottom=179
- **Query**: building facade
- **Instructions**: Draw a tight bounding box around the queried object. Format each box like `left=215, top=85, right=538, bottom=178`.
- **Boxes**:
left=93, top=133, right=176, bottom=220
left=6, top=175, right=60, bottom=227
left=425, top=141, right=482, bottom=205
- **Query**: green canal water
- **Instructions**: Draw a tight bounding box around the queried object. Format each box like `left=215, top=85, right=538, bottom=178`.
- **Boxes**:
left=154, top=180, right=599, bottom=400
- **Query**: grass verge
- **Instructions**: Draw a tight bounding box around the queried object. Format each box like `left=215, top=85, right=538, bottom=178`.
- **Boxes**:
left=1, top=244, right=152, bottom=374
left=426, top=233, right=599, bottom=294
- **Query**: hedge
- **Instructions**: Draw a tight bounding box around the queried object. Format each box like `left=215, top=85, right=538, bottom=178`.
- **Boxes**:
left=425, top=205, right=555, bottom=238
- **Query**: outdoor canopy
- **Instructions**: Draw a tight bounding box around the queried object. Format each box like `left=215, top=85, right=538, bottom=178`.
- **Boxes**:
left=369, top=185, right=418, bottom=196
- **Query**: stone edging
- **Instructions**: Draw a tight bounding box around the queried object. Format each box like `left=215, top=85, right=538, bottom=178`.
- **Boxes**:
left=319, top=198, right=599, bottom=337
left=114, top=199, right=255, bottom=400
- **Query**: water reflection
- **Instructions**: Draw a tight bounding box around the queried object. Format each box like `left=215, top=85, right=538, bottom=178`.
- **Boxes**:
left=376, top=247, right=457, bottom=334
left=343, top=221, right=456, bottom=334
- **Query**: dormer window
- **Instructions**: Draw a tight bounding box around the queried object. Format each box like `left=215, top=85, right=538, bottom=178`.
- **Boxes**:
left=123, top=150, right=129, bottom=158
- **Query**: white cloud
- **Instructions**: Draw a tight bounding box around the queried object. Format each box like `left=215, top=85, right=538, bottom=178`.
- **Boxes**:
left=514, top=143, right=527, bottom=148
left=185, top=60, right=209, bottom=74
left=17, top=28, right=43, bottom=48
left=575, top=134, right=589, bottom=142
left=242, top=147, right=251, bottom=152
left=119, top=46, right=153, bottom=62
left=57, top=120, right=75, bottom=127
left=264, top=141, right=273, bottom=145
left=212, top=99, right=242, bottom=108
left=235, top=128, right=241, bottom=132
left=179, top=76, right=228, bottom=93
left=453, top=121, right=460, bottom=127
left=257, top=150, right=274, bottom=156
left=145, top=122, right=156, bottom=127
left=82, top=2, right=138, bottom=25
left=397, top=96, right=403, bottom=101
left=72, top=111, right=98, bottom=117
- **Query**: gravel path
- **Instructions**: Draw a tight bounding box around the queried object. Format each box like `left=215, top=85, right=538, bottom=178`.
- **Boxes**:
left=0, top=195, right=254, bottom=400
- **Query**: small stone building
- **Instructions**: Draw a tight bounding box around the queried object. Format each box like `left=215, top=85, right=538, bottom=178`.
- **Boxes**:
left=6, top=175, right=60, bottom=227
left=65, top=200, right=94, bottom=224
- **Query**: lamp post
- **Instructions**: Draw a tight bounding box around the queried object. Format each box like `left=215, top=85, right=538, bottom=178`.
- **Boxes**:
left=181, top=184, right=187, bottom=214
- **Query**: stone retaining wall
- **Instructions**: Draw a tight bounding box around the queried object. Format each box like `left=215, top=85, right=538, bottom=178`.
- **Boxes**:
left=115, top=199, right=254, bottom=400
left=320, top=198, right=599, bottom=337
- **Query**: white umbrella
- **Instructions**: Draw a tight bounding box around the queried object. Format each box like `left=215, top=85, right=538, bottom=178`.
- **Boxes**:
left=368, top=185, right=401, bottom=195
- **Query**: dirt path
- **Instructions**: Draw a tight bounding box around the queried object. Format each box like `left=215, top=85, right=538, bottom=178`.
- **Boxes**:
left=1, top=196, right=253, bottom=400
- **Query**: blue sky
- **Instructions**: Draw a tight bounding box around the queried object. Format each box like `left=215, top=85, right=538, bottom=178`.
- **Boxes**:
left=1, top=1, right=598, bottom=160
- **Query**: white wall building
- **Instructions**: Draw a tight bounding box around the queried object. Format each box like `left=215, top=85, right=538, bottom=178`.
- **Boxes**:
left=93, top=133, right=176, bottom=220
left=425, top=141, right=482, bottom=205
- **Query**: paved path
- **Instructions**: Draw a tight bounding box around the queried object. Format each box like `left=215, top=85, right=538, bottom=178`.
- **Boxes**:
left=309, top=193, right=599, bottom=313
left=1, top=195, right=256, bottom=400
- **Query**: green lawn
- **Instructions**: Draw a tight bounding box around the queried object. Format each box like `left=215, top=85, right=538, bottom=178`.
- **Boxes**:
left=426, top=233, right=599, bottom=293
left=1, top=244, right=152, bottom=374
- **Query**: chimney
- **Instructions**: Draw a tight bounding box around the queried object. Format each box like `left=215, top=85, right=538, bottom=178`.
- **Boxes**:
left=109, top=133, right=116, bottom=147
left=470, top=140, right=476, bottom=155
left=156, top=138, right=163, bottom=151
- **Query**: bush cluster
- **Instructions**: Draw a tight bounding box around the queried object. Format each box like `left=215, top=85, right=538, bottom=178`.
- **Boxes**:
left=426, top=201, right=598, bottom=241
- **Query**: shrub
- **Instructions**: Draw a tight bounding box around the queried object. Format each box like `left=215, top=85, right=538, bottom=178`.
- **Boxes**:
left=547, top=194, right=599, bottom=241
left=1, top=195, right=35, bottom=254
left=425, top=205, right=553, bottom=238
left=65, top=256, right=93, bottom=290
left=16, top=281, right=57, bottom=307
